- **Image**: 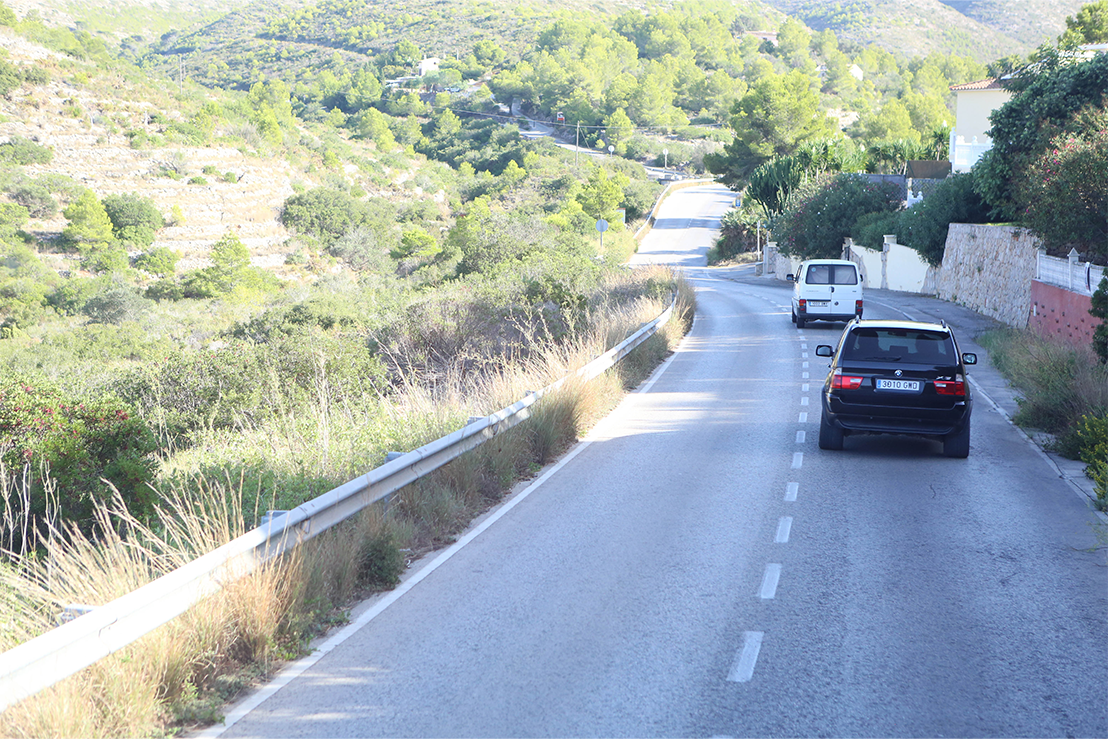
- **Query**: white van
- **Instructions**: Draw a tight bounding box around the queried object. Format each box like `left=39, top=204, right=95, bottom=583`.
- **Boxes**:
left=787, top=259, right=863, bottom=328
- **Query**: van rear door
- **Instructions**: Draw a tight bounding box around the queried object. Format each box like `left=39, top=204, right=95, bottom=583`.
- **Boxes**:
left=802, top=263, right=836, bottom=316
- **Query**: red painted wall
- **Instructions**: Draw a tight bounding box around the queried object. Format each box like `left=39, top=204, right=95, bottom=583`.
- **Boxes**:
left=1028, top=280, right=1101, bottom=348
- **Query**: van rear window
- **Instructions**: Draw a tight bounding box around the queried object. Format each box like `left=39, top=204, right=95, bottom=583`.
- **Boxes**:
left=805, top=264, right=857, bottom=285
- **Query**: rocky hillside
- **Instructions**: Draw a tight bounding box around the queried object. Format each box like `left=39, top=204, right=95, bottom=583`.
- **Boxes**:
left=760, top=0, right=1088, bottom=59
left=0, top=25, right=380, bottom=275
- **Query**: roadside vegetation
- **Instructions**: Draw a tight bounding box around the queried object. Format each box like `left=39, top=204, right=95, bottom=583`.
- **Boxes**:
left=978, top=279, right=1108, bottom=509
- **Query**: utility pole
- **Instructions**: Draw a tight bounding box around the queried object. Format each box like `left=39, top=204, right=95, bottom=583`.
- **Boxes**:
left=575, top=121, right=580, bottom=167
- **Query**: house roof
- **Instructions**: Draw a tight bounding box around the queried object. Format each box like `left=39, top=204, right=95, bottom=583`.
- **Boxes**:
left=950, top=78, right=1005, bottom=92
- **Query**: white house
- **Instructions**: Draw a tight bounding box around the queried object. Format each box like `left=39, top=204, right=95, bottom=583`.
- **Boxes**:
left=948, top=78, right=1012, bottom=172
left=418, top=57, right=440, bottom=77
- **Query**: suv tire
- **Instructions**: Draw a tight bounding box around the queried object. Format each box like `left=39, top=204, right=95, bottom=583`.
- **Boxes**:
left=943, top=417, right=970, bottom=458
left=818, top=412, right=844, bottom=450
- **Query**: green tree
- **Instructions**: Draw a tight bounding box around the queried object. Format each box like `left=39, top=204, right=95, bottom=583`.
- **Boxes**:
left=576, top=166, right=625, bottom=221
left=604, top=107, right=634, bottom=155
left=1061, top=0, right=1108, bottom=45
left=706, top=69, right=836, bottom=183
left=62, top=190, right=113, bottom=253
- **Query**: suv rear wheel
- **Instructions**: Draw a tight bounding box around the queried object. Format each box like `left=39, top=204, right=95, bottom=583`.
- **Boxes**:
left=943, top=417, right=970, bottom=458
left=818, top=412, right=843, bottom=450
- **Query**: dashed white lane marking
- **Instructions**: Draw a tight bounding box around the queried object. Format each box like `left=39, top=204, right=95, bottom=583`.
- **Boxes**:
left=801, top=352, right=809, bottom=358
left=802, top=361, right=809, bottom=369
left=798, top=412, right=808, bottom=423
left=760, top=564, right=782, bottom=599
left=802, top=383, right=810, bottom=391
left=727, top=631, right=764, bottom=683
left=802, top=371, right=809, bottom=379
left=785, top=482, right=799, bottom=501
left=795, top=430, right=805, bottom=443
left=800, top=343, right=808, bottom=349
left=791, top=452, right=803, bottom=469
left=775, top=517, right=793, bottom=543
left=800, top=397, right=809, bottom=406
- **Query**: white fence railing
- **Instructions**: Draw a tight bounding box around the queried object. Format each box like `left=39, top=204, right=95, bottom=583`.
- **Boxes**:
left=0, top=296, right=677, bottom=712
left=1036, top=250, right=1105, bottom=296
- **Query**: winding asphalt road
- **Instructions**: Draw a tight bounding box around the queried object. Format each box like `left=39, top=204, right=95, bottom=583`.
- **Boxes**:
left=206, top=185, right=1108, bottom=738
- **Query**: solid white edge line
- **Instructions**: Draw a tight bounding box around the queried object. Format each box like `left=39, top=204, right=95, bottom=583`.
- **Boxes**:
left=200, top=315, right=694, bottom=737
left=967, top=375, right=1104, bottom=513
left=727, top=631, right=764, bottom=683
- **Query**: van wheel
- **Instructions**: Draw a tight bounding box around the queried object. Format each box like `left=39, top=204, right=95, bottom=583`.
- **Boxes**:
left=818, top=413, right=843, bottom=450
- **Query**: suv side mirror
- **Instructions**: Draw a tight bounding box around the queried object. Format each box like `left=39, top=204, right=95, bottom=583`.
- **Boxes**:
left=962, top=353, right=977, bottom=365
left=815, top=345, right=834, bottom=357
left=786, top=273, right=795, bottom=281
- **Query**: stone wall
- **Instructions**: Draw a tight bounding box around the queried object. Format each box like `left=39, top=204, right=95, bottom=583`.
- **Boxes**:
left=936, top=224, right=1039, bottom=327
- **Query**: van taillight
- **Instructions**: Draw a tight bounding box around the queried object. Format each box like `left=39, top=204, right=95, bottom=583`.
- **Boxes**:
left=933, top=376, right=966, bottom=396
left=831, top=369, right=864, bottom=390
left=798, top=299, right=807, bottom=313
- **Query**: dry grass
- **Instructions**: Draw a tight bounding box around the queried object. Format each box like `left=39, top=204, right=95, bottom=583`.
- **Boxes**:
left=0, top=266, right=695, bottom=737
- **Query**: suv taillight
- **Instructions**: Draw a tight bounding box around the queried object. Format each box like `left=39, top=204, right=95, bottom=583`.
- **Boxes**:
left=855, top=299, right=863, bottom=316
left=933, top=375, right=966, bottom=396
left=831, top=369, right=864, bottom=390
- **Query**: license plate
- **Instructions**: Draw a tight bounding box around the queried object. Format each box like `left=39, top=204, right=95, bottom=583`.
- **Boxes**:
left=876, top=378, right=920, bottom=391
left=807, top=300, right=829, bottom=307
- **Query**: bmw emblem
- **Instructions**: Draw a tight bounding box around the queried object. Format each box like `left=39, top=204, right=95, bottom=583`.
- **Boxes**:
left=894, top=369, right=903, bottom=377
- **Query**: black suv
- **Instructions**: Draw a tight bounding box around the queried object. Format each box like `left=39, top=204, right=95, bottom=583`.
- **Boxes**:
left=814, top=319, right=977, bottom=457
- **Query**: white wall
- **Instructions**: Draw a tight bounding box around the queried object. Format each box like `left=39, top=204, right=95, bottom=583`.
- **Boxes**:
left=886, top=241, right=932, bottom=292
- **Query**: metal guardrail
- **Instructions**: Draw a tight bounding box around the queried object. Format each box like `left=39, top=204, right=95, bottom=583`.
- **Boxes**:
left=0, top=296, right=677, bottom=712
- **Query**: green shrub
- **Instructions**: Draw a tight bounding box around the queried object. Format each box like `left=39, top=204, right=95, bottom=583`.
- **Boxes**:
left=281, top=187, right=370, bottom=244
left=134, top=246, right=180, bottom=277
left=0, top=378, right=159, bottom=536
left=102, top=193, right=164, bottom=247
left=1016, top=107, right=1108, bottom=261
left=895, top=172, right=991, bottom=265
left=0, top=136, right=53, bottom=165
left=979, top=328, right=1108, bottom=435
left=10, top=183, right=57, bottom=218
left=81, top=285, right=153, bottom=324
left=712, top=208, right=759, bottom=261
left=772, top=174, right=901, bottom=259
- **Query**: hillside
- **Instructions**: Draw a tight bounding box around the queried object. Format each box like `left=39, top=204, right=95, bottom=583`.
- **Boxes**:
left=0, top=24, right=425, bottom=276
left=761, top=0, right=1088, bottom=60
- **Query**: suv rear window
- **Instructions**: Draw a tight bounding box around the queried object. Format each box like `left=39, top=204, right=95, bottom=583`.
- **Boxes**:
left=805, top=264, right=857, bottom=285
left=842, top=328, right=956, bottom=363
